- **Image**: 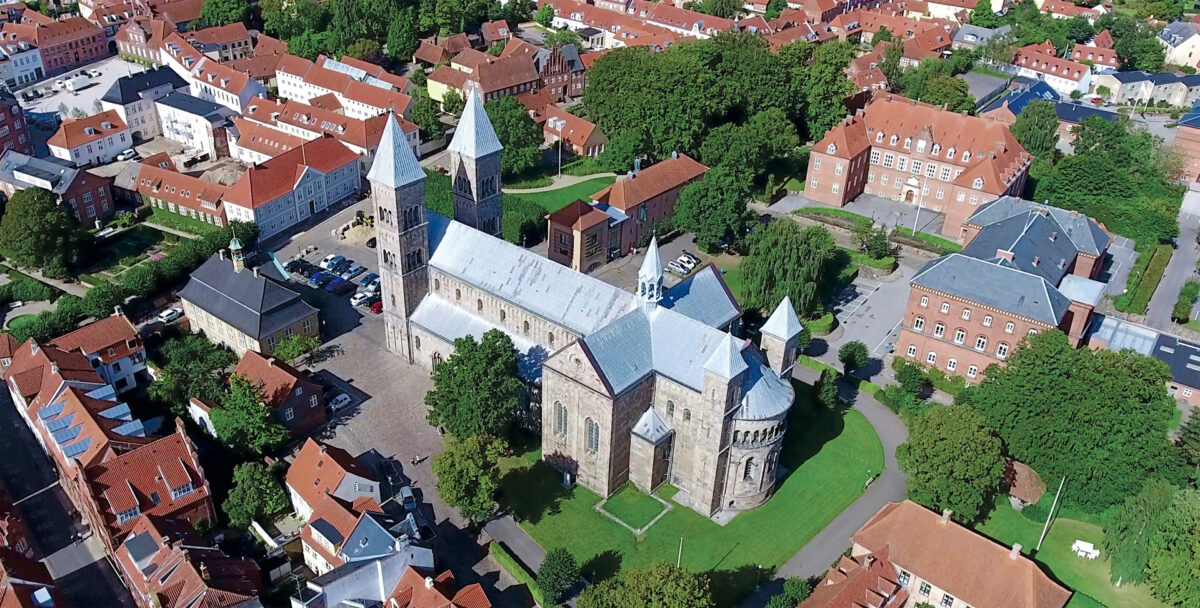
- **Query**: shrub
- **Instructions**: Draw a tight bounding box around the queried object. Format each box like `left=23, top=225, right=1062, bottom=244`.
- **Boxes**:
left=501, top=196, right=548, bottom=246
left=1119, top=244, right=1172, bottom=314
left=838, top=340, right=869, bottom=373
left=537, top=548, right=579, bottom=604
left=805, top=311, right=836, bottom=334
left=1173, top=279, right=1200, bottom=322
left=489, top=542, right=546, bottom=607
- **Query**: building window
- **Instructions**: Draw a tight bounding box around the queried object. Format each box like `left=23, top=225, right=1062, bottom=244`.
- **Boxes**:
left=897, top=157, right=907, bottom=172
left=911, top=160, right=922, bottom=174
left=983, top=315, right=992, bottom=327
left=882, top=153, right=894, bottom=168
left=585, top=418, right=599, bottom=453
left=926, top=351, right=937, bottom=364
left=284, top=408, right=294, bottom=421
left=455, top=288, right=461, bottom=301
left=975, top=336, right=987, bottom=351
left=1005, top=322, right=1015, bottom=334
left=913, top=316, right=925, bottom=331
left=684, top=409, right=692, bottom=422
left=961, top=309, right=970, bottom=321
left=919, top=582, right=931, bottom=596
left=947, top=358, right=957, bottom=371
left=933, top=322, right=945, bottom=338
left=832, top=183, right=840, bottom=194
left=941, top=594, right=955, bottom=608
left=555, top=401, right=567, bottom=436
left=939, top=167, right=951, bottom=181
left=813, top=158, right=822, bottom=170
left=940, top=302, right=950, bottom=313
left=967, top=365, right=978, bottom=378
left=477, top=299, right=483, bottom=312
left=920, top=296, right=929, bottom=307
left=997, top=343, right=1009, bottom=359
left=954, top=329, right=965, bottom=344
left=310, top=395, right=318, bottom=408
left=667, top=401, right=675, bottom=417
left=834, top=162, right=843, bottom=176
left=870, top=150, right=880, bottom=164
left=1029, top=329, right=1038, bottom=336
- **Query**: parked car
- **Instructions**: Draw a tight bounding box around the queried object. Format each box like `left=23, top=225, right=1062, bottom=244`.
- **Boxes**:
left=369, top=301, right=383, bottom=315
left=319, top=254, right=344, bottom=270
left=361, top=277, right=380, bottom=294
left=325, top=277, right=353, bottom=293
left=400, top=486, right=417, bottom=511
left=359, top=272, right=378, bottom=287
left=331, top=259, right=352, bottom=274
left=666, top=261, right=688, bottom=275
left=115, top=149, right=138, bottom=161
left=675, top=256, right=696, bottom=271
left=341, top=264, right=366, bottom=280
left=87, top=69, right=102, bottom=78
left=310, top=272, right=334, bottom=288
left=350, top=291, right=374, bottom=307
left=329, top=393, right=353, bottom=411
left=157, top=307, right=183, bottom=323
left=53, top=79, right=64, bottom=89
left=680, top=250, right=701, bottom=265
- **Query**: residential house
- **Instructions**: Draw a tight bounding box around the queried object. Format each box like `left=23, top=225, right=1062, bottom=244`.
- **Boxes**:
left=188, top=57, right=267, bottom=114
left=228, top=116, right=306, bottom=165
left=849, top=501, right=1072, bottom=608
left=98, top=65, right=188, bottom=141
left=547, top=154, right=707, bottom=271
left=1041, top=0, right=1101, bottom=22
left=285, top=439, right=380, bottom=523
left=412, top=33, right=471, bottom=67
left=290, top=546, right=434, bottom=608
left=1091, top=70, right=1200, bottom=106
left=115, top=516, right=263, bottom=608
left=134, top=162, right=228, bottom=227
left=48, top=312, right=145, bottom=393
left=1012, top=41, right=1091, bottom=96
left=1, top=16, right=104, bottom=76
left=275, top=54, right=412, bottom=121
left=47, top=109, right=132, bottom=166
left=231, top=350, right=325, bottom=437
left=805, top=95, right=1032, bottom=237
left=0, top=31, right=42, bottom=87
left=1070, top=42, right=1119, bottom=69
left=501, top=38, right=587, bottom=102
left=542, top=0, right=682, bottom=50
left=1175, top=106, right=1200, bottom=180
left=114, top=16, right=172, bottom=64
left=542, top=105, right=606, bottom=158
left=0, top=151, right=114, bottom=224
left=798, top=550, right=907, bottom=608
left=178, top=243, right=320, bottom=357
left=480, top=19, right=511, bottom=48
left=951, top=23, right=1011, bottom=50
left=180, top=21, right=251, bottom=61
left=88, top=1, right=134, bottom=43
left=154, top=91, right=233, bottom=159
left=0, top=88, right=29, bottom=156
left=387, top=567, right=491, bottom=608
left=0, top=501, right=65, bottom=608
left=426, top=50, right=541, bottom=105
left=159, top=29, right=203, bottom=79
left=1159, top=21, right=1200, bottom=68
left=221, top=137, right=360, bottom=240
left=899, top=197, right=1110, bottom=382
left=981, top=79, right=1118, bottom=146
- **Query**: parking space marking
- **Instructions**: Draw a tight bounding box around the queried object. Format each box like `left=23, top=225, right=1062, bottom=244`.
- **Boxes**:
left=872, top=320, right=902, bottom=355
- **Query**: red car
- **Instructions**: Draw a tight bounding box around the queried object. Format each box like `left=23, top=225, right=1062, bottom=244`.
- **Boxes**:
left=369, top=301, right=383, bottom=315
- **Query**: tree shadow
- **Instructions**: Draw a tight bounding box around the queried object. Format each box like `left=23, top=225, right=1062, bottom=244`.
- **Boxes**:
left=497, top=459, right=572, bottom=525
left=778, top=400, right=847, bottom=481
left=581, top=549, right=622, bottom=584
left=709, top=564, right=775, bottom=608
left=807, top=338, right=829, bottom=356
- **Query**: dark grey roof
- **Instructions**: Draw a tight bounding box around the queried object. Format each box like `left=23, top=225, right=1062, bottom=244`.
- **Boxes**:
left=911, top=254, right=1072, bottom=325
left=101, top=66, right=186, bottom=106
left=962, top=210, right=1085, bottom=286
left=340, top=513, right=404, bottom=562
left=123, top=532, right=159, bottom=570
left=534, top=43, right=583, bottom=73
left=1159, top=21, right=1198, bottom=46
left=178, top=254, right=317, bottom=340
left=155, top=91, right=227, bottom=121
left=310, top=518, right=345, bottom=546
left=660, top=265, right=740, bottom=329
left=1153, top=334, right=1200, bottom=390
left=0, top=150, right=78, bottom=195
left=966, top=196, right=1110, bottom=257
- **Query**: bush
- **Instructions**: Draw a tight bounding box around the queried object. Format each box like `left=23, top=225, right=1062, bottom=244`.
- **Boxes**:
left=838, top=340, right=869, bottom=373
left=0, top=276, right=60, bottom=305
left=880, top=385, right=930, bottom=419
left=489, top=542, right=546, bottom=607
left=562, top=156, right=605, bottom=176
left=894, top=359, right=929, bottom=395
left=805, top=311, right=836, bottom=334
left=537, top=548, right=579, bottom=604
left=502, top=195, right=548, bottom=246
left=1173, top=279, right=1200, bottom=322
left=1116, top=244, right=1172, bottom=314
left=794, top=207, right=872, bottom=230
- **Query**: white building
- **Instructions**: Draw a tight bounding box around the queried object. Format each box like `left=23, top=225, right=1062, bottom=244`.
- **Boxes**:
left=155, top=92, right=233, bottom=158
left=223, top=137, right=360, bottom=240
left=188, top=57, right=266, bottom=114
left=47, top=110, right=131, bottom=166
left=98, top=66, right=187, bottom=141
left=274, top=54, right=413, bottom=120
left=0, top=34, right=42, bottom=87
left=1159, top=22, right=1200, bottom=68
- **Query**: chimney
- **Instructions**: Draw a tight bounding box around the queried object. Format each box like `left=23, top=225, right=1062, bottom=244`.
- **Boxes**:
left=626, top=170, right=634, bottom=179
left=50, top=363, right=58, bottom=375
left=1049, top=231, right=1057, bottom=242
left=995, top=249, right=1014, bottom=262
left=218, top=249, right=226, bottom=261
left=267, top=357, right=275, bottom=367
left=424, top=576, right=434, bottom=589
left=252, top=267, right=260, bottom=279
left=199, top=563, right=210, bottom=581
left=671, top=150, right=678, bottom=159
left=1033, top=255, right=1040, bottom=266
left=29, top=339, right=37, bottom=355
left=113, top=305, right=123, bottom=317
left=1010, top=543, right=1022, bottom=560
left=939, top=508, right=952, bottom=524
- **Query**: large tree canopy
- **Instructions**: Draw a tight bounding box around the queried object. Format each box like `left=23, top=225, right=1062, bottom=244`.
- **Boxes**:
left=1009, top=99, right=1059, bottom=160
left=432, top=434, right=507, bottom=523
left=897, top=405, right=1005, bottom=523
left=0, top=187, right=85, bottom=278
left=223, top=462, right=289, bottom=528
left=425, top=329, right=522, bottom=439
left=672, top=166, right=752, bottom=253
left=578, top=562, right=714, bottom=608
left=484, top=96, right=542, bottom=176
left=211, top=375, right=290, bottom=456
left=740, top=220, right=838, bottom=318
left=958, top=331, right=1184, bottom=513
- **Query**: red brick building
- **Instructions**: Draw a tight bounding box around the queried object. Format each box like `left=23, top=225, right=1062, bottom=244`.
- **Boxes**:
left=805, top=94, right=1032, bottom=238
left=0, top=150, right=115, bottom=225
left=0, top=89, right=29, bottom=157
left=898, top=197, right=1110, bottom=382
left=2, top=16, right=106, bottom=76
left=232, top=350, right=326, bottom=437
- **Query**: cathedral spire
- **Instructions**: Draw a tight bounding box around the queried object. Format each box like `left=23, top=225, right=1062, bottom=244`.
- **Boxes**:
left=638, top=237, right=663, bottom=307
left=448, top=84, right=503, bottom=159
left=367, top=112, right=424, bottom=189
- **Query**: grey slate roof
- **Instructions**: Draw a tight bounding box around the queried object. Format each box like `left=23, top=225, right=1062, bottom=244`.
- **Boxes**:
left=409, top=292, right=547, bottom=381
left=632, top=406, right=672, bottom=443
left=951, top=23, right=1009, bottom=46
left=123, top=532, right=158, bottom=570
left=761, top=295, right=803, bottom=340
left=447, top=87, right=503, bottom=159
left=911, top=254, right=1072, bottom=325
left=301, top=544, right=433, bottom=608
left=101, top=66, right=186, bottom=105
left=1159, top=21, right=1199, bottom=46
left=310, top=518, right=345, bottom=546
left=1153, top=334, right=1200, bottom=390
left=965, top=196, right=1110, bottom=257
left=1058, top=274, right=1105, bottom=306
left=961, top=209, right=1084, bottom=286
left=0, top=150, right=78, bottom=195
left=661, top=265, right=740, bottom=329
left=367, top=113, right=425, bottom=189
left=340, top=512, right=406, bottom=563
left=705, top=333, right=748, bottom=379
left=156, top=91, right=228, bottom=122
left=178, top=254, right=317, bottom=340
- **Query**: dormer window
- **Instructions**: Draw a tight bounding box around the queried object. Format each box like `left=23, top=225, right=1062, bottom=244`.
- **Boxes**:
left=947, top=147, right=955, bottom=158
left=916, top=139, right=926, bottom=152
left=903, top=137, right=911, bottom=149
left=876, top=132, right=884, bottom=142
left=972, top=177, right=983, bottom=189
left=826, top=143, right=836, bottom=154
left=931, top=144, right=940, bottom=154
left=116, top=506, right=140, bottom=524
left=170, top=482, right=194, bottom=500
left=889, top=135, right=898, bottom=145
left=962, top=150, right=970, bottom=161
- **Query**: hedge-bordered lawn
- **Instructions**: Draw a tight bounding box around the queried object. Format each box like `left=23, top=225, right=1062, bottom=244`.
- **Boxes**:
left=601, top=484, right=666, bottom=530
left=513, top=177, right=616, bottom=212
left=498, top=388, right=883, bottom=607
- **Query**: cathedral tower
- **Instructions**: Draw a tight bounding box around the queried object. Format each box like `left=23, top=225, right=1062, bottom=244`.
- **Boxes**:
left=447, top=86, right=503, bottom=237
left=370, top=113, right=429, bottom=362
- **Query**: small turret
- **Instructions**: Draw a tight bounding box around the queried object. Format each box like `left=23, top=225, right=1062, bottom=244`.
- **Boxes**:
left=761, top=296, right=803, bottom=377
left=229, top=236, right=244, bottom=273
left=637, top=237, right=663, bottom=308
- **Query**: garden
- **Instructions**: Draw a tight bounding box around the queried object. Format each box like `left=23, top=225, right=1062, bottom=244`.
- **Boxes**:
left=497, top=385, right=884, bottom=607
left=77, top=225, right=181, bottom=287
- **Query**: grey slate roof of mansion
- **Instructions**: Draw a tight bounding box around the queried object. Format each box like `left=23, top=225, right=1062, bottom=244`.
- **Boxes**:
left=179, top=253, right=317, bottom=339
left=912, top=254, right=1073, bottom=326
left=966, top=196, right=1111, bottom=257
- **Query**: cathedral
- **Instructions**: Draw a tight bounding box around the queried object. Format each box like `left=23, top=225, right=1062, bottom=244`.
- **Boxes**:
left=371, top=89, right=801, bottom=518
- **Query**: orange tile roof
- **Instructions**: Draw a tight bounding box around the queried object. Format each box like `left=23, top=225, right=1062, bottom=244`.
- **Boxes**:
left=799, top=548, right=907, bottom=608
left=852, top=501, right=1071, bottom=608
left=0, top=334, right=18, bottom=361
left=286, top=438, right=376, bottom=510
left=1041, top=0, right=1099, bottom=18
left=548, top=199, right=609, bottom=232
left=389, top=567, right=492, bottom=608
left=181, top=21, right=248, bottom=46
left=1070, top=43, right=1119, bottom=67
left=224, top=137, right=358, bottom=209
left=1014, top=41, right=1089, bottom=82
left=414, top=40, right=450, bottom=65
left=542, top=105, right=602, bottom=151
left=232, top=350, right=316, bottom=411
left=230, top=116, right=304, bottom=159
left=135, top=163, right=228, bottom=220
left=1093, top=29, right=1114, bottom=47
left=1004, top=458, right=1047, bottom=504
left=591, top=154, right=708, bottom=212
left=49, top=314, right=140, bottom=364
left=47, top=109, right=128, bottom=150
left=4, top=339, right=104, bottom=405
left=191, top=57, right=253, bottom=96
left=30, top=16, right=102, bottom=46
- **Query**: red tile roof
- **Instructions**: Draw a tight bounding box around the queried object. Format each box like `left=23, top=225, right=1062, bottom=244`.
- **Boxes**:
left=49, top=314, right=140, bottom=364
left=286, top=438, right=376, bottom=510
left=181, top=21, right=249, bottom=46
left=547, top=199, right=609, bottom=232
left=1093, top=29, right=1114, bottom=48
left=1004, top=458, right=1047, bottom=504
left=799, top=549, right=907, bottom=608
left=591, top=154, right=708, bottom=212
left=230, top=116, right=304, bottom=159
left=852, top=501, right=1071, bottom=608
left=47, top=109, right=128, bottom=150
left=233, top=350, right=317, bottom=411
left=1014, top=41, right=1089, bottom=82
left=0, top=334, right=18, bottom=361
left=389, top=567, right=492, bottom=608
left=135, top=163, right=228, bottom=220
left=542, top=105, right=602, bottom=151
left=191, top=57, right=254, bottom=96
left=29, top=16, right=102, bottom=46
left=223, top=137, right=358, bottom=209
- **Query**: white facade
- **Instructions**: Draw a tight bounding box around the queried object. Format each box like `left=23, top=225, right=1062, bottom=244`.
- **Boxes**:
left=275, top=65, right=410, bottom=120
left=156, top=99, right=230, bottom=157
left=225, top=161, right=359, bottom=240
left=189, top=77, right=265, bottom=114
left=1161, top=33, right=1200, bottom=67
left=0, top=45, right=42, bottom=87
left=100, top=83, right=181, bottom=141
left=87, top=348, right=145, bottom=393
left=1015, top=66, right=1091, bottom=96
left=49, top=126, right=132, bottom=166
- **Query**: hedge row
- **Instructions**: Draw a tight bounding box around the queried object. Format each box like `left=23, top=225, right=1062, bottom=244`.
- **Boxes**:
left=488, top=542, right=549, bottom=607
left=1173, top=279, right=1200, bottom=322
left=0, top=272, right=60, bottom=306
left=889, top=226, right=963, bottom=255
left=1118, top=244, right=1172, bottom=315
left=794, top=207, right=872, bottom=231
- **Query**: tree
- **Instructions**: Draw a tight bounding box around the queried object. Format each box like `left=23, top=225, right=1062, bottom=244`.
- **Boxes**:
left=764, top=0, right=786, bottom=20
left=672, top=166, right=752, bottom=253
left=442, top=89, right=464, bottom=116
left=578, top=562, right=714, bottom=608
left=410, top=90, right=444, bottom=139
left=923, top=75, right=975, bottom=113
left=1105, top=480, right=1178, bottom=584
left=387, top=9, right=420, bottom=59
left=895, top=360, right=929, bottom=395
left=432, top=434, right=507, bottom=524
left=0, top=187, right=85, bottom=278
left=544, top=28, right=582, bottom=48
left=741, top=220, right=837, bottom=317
left=697, top=0, right=740, bottom=18
left=872, top=26, right=893, bottom=44
left=765, top=578, right=812, bottom=608
left=814, top=368, right=840, bottom=409
left=535, top=4, right=554, bottom=27
left=970, top=0, right=1000, bottom=28
left=959, top=331, right=1184, bottom=512
left=897, top=405, right=1005, bottom=523
left=345, top=39, right=384, bottom=64
left=425, top=329, right=522, bottom=439
left=1180, top=409, right=1200, bottom=468
left=288, top=30, right=328, bottom=60
left=201, top=0, right=248, bottom=25
left=1010, top=99, right=1059, bottom=159
left=484, top=95, right=542, bottom=176
left=222, top=462, right=289, bottom=528
left=851, top=224, right=891, bottom=260
left=538, top=548, right=580, bottom=603
left=699, top=108, right=799, bottom=190
left=880, top=40, right=905, bottom=92
left=82, top=281, right=127, bottom=319
left=802, top=42, right=856, bottom=140
left=210, top=375, right=290, bottom=456
left=838, top=341, right=869, bottom=373
left=272, top=334, right=321, bottom=365
left=1146, top=489, right=1200, bottom=607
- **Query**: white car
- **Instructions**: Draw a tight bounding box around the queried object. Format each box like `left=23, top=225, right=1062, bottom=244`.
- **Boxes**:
left=675, top=256, right=697, bottom=271
left=157, top=307, right=183, bottom=323
left=319, top=254, right=344, bottom=270
left=88, top=69, right=102, bottom=77
left=350, top=291, right=374, bottom=307
left=329, top=393, right=353, bottom=411
left=115, top=149, right=137, bottom=161
left=53, top=79, right=64, bottom=89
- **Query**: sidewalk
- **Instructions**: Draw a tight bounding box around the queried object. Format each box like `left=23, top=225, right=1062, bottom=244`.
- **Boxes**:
left=484, top=516, right=546, bottom=571
left=11, top=266, right=89, bottom=297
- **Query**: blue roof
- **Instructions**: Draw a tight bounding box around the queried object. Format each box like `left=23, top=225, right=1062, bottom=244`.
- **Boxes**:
left=311, top=518, right=345, bottom=546
left=912, top=254, right=1072, bottom=325
left=1054, top=102, right=1117, bottom=125
left=980, top=80, right=1058, bottom=115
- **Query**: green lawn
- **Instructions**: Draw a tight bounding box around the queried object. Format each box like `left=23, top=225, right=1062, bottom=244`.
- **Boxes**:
left=5, top=314, right=36, bottom=331
left=601, top=484, right=666, bottom=529
left=976, top=502, right=1167, bottom=608
left=513, top=177, right=616, bottom=212
left=499, top=390, right=884, bottom=607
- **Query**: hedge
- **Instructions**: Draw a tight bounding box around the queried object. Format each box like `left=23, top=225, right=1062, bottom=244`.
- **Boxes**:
left=890, top=226, right=962, bottom=255
left=889, top=356, right=967, bottom=397
left=805, top=311, right=837, bottom=334
left=1173, top=279, right=1200, bottom=322
left=794, top=207, right=872, bottom=231
left=562, top=156, right=605, bottom=177
left=0, top=271, right=61, bottom=307
left=488, top=542, right=549, bottom=607
left=1116, top=243, right=1172, bottom=314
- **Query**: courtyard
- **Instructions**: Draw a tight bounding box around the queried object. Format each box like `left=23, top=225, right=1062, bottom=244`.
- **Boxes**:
left=496, top=388, right=884, bottom=608
left=505, top=176, right=616, bottom=212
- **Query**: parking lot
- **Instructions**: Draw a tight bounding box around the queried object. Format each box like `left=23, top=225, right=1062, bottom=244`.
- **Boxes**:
left=18, top=56, right=147, bottom=118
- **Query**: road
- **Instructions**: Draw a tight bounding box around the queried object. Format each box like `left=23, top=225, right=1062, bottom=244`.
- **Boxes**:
left=1145, top=211, right=1199, bottom=330
left=736, top=366, right=908, bottom=607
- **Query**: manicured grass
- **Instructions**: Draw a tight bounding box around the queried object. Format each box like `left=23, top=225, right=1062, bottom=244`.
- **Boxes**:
left=513, top=177, right=616, bottom=212
left=720, top=265, right=745, bottom=303
left=602, top=483, right=665, bottom=529
left=5, top=314, right=36, bottom=331
left=838, top=246, right=895, bottom=271
left=977, top=502, right=1167, bottom=608
left=805, top=311, right=836, bottom=334
left=784, top=177, right=805, bottom=191
left=148, top=206, right=222, bottom=235
left=891, top=226, right=962, bottom=255
left=506, top=173, right=555, bottom=189
left=498, top=392, right=884, bottom=607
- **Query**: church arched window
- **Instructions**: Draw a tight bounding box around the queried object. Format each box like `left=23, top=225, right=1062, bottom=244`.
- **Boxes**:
left=743, top=457, right=755, bottom=481
left=585, top=418, right=599, bottom=453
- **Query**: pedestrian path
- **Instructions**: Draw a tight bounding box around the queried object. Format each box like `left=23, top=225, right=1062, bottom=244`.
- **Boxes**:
left=503, top=172, right=617, bottom=194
